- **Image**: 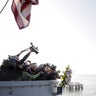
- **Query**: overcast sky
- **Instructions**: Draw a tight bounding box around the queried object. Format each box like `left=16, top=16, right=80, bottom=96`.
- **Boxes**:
left=0, top=0, right=96, bottom=74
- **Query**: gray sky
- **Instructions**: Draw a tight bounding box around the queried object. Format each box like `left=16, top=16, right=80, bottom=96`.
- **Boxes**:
left=0, top=0, right=96, bottom=74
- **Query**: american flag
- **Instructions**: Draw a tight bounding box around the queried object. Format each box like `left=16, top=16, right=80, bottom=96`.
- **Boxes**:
left=11, top=0, right=39, bottom=29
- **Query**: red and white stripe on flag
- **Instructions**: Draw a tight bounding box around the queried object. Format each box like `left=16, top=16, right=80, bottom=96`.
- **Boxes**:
left=11, top=0, right=39, bottom=29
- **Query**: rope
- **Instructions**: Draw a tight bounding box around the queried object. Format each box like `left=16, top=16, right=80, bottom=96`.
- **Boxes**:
left=0, top=0, right=9, bottom=14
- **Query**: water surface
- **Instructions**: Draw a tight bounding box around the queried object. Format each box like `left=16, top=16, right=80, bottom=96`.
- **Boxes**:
left=60, top=74, right=96, bottom=96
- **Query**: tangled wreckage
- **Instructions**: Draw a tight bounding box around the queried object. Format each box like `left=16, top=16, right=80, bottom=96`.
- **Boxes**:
left=0, top=43, right=60, bottom=81
left=0, top=43, right=83, bottom=96
left=0, top=43, right=62, bottom=96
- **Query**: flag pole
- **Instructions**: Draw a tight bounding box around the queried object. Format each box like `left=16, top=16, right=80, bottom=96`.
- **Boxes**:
left=0, top=0, right=9, bottom=14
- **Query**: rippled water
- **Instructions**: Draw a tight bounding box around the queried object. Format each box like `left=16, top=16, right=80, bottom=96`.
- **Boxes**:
left=59, top=74, right=96, bottom=96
